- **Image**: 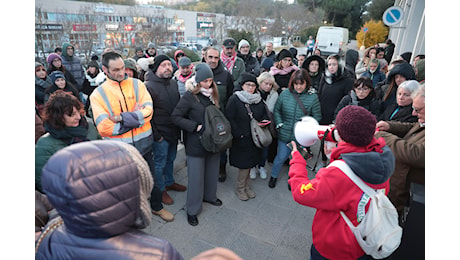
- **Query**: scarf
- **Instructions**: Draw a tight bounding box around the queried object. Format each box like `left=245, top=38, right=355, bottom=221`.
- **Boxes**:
left=221, top=50, right=236, bottom=73
left=35, top=76, right=52, bottom=90
left=269, top=65, right=299, bottom=76
left=44, top=117, right=89, bottom=145
left=178, top=69, right=193, bottom=83
left=235, top=90, right=262, bottom=105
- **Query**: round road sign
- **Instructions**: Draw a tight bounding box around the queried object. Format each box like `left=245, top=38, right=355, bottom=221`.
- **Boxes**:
left=382, top=6, right=404, bottom=26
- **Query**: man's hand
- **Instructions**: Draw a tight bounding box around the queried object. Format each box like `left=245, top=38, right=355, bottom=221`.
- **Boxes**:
left=376, top=121, right=390, bottom=132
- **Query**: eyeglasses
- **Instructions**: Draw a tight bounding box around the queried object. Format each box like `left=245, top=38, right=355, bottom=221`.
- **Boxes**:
left=355, top=87, right=370, bottom=92
left=412, top=105, right=425, bottom=114
left=243, top=82, right=257, bottom=88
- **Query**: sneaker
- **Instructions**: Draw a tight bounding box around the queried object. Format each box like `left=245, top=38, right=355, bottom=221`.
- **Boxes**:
left=250, top=167, right=258, bottom=179
left=259, top=166, right=267, bottom=179
left=152, top=208, right=174, bottom=222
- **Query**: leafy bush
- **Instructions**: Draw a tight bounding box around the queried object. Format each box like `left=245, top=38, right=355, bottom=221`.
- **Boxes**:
left=355, top=20, right=389, bottom=48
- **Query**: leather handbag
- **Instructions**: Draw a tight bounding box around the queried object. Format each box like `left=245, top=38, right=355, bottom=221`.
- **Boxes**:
left=245, top=104, right=272, bottom=148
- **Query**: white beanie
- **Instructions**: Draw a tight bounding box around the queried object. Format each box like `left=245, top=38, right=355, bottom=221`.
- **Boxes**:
left=137, top=57, right=155, bottom=71
left=238, top=39, right=250, bottom=50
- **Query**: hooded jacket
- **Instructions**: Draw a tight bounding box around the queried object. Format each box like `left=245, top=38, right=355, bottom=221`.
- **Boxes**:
left=302, top=55, right=326, bottom=91
left=61, top=43, right=85, bottom=89
left=36, top=140, right=183, bottom=259
left=375, top=62, right=416, bottom=112
left=288, top=138, right=395, bottom=260
left=144, top=70, right=181, bottom=143
left=344, top=49, right=359, bottom=79
left=318, top=58, right=355, bottom=125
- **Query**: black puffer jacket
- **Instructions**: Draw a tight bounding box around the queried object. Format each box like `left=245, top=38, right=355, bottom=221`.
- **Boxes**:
left=144, top=70, right=181, bottom=143
left=237, top=51, right=261, bottom=76
left=37, top=140, right=183, bottom=259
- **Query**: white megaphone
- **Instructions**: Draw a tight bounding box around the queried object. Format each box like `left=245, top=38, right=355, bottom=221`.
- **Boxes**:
left=294, top=116, right=340, bottom=147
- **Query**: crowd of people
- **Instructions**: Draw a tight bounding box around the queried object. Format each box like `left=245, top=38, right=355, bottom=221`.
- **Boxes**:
left=35, top=38, right=425, bottom=259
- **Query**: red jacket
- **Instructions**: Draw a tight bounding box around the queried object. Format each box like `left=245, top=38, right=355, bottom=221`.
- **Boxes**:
left=288, top=138, right=395, bottom=260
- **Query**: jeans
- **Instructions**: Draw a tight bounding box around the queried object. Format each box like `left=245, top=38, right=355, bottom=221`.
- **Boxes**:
left=270, top=140, right=291, bottom=178
left=153, top=139, right=178, bottom=191
left=142, top=149, right=163, bottom=211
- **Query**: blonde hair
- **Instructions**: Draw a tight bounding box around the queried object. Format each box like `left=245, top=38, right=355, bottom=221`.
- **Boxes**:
left=257, top=72, right=279, bottom=91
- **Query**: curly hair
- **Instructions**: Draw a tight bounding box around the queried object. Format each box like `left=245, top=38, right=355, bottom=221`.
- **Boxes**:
left=43, top=90, right=84, bottom=130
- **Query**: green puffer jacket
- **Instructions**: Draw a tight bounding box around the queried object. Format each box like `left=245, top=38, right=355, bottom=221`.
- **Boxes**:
left=35, top=117, right=100, bottom=192
left=274, top=88, right=322, bottom=143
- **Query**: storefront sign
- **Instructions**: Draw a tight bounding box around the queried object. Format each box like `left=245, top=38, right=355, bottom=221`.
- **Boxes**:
left=35, top=24, right=63, bottom=31
left=73, top=24, right=97, bottom=31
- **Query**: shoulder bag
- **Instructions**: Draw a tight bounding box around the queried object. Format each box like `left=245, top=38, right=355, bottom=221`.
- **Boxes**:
left=245, top=103, right=272, bottom=148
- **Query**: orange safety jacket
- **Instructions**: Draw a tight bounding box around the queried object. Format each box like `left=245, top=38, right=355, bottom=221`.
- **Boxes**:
left=90, top=75, right=153, bottom=155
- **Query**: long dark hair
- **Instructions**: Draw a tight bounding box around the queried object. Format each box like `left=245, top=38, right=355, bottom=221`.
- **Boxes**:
left=354, top=77, right=376, bottom=99
left=288, top=69, right=311, bottom=92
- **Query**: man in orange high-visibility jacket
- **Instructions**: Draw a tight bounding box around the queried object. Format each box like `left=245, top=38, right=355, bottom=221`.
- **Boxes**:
left=90, top=51, right=174, bottom=222
left=91, top=51, right=153, bottom=155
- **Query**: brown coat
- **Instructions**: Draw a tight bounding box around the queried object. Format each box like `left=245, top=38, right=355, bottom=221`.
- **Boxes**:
left=375, top=122, right=425, bottom=215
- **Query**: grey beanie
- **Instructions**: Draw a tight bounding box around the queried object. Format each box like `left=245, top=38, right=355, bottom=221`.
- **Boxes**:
left=195, top=63, right=214, bottom=83
left=179, top=56, right=192, bottom=67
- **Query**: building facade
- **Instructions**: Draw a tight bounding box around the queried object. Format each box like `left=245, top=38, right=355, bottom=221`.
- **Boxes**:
left=35, top=0, right=225, bottom=54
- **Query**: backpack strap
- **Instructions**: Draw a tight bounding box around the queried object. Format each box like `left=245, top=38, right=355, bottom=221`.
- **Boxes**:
left=329, top=160, right=376, bottom=197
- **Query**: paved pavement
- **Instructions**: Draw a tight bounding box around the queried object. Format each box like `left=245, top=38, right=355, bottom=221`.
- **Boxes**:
left=142, top=142, right=323, bottom=259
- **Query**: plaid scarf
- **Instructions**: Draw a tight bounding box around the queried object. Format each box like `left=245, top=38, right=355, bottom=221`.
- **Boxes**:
left=221, top=50, right=236, bottom=73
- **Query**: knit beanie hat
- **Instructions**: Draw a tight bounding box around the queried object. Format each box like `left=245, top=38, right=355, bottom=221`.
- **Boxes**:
left=123, top=58, right=137, bottom=71
left=260, top=58, right=274, bottom=70
left=238, top=39, right=250, bottom=50
left=195, top=63, right=214, bottom=83
left=137, top=57, right=154, bottom=71
left=49, top=71, right=66, bottom=83
left=335, top=105, right=377, bottom=147
left=47, top=53, right=62, bottom=65
left=35, top=62, right=45, bottom=69
left=276, top=49, right=293, bottom=61
left=240, top=72, right=259, bottom=88
left=150, top=54, right=170, bottom=73
left=179, top=56, right=192, bottom=67
left=88, top=60, right=99, bottom=68
left=147, top=42, right=156, bottom=49
left=118, top=142, right=153, bottom=229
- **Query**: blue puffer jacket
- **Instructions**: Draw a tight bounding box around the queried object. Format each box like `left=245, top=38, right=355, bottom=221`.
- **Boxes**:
left=36, top=140, right=183, bottom=260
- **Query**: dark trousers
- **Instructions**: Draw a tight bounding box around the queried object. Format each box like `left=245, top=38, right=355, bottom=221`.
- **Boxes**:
left=391, top=201, right=425, bottom=260
left=142, top=149, right=163, bottom=212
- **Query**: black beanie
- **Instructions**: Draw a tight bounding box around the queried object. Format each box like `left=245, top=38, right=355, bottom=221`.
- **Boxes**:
left=276, top=49, right=293, bottom=62
left=149, top=54, right=170, bottom=73
left=240, top=72, right=259, bottom=88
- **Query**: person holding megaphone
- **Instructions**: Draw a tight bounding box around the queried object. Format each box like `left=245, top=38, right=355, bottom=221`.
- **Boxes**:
left=288, top=105, right=395, bottom=260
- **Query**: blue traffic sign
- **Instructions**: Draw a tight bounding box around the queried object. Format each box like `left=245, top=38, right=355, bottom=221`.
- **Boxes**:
left=383, top=6, right=404, bottom=26
left=363, top=27, right=368, bottom=33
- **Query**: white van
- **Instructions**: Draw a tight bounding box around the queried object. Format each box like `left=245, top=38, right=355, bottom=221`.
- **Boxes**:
left=314, top=26, right=349, bottom=57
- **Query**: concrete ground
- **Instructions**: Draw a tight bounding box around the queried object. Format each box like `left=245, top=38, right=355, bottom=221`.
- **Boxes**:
left=142, top=142, right=322, bottom=259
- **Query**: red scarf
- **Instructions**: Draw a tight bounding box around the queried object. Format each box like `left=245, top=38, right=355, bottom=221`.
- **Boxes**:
left=330, top=137, right=386, bottom=162
left=221, top=50, right=236, bottom=73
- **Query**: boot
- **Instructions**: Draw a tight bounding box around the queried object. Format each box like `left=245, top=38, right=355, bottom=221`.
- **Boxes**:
left=219, top=164, right=227, bottom=182
left=244, top=173, right=256, bottom=199
left=235, top=169, right=249, bottom=201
